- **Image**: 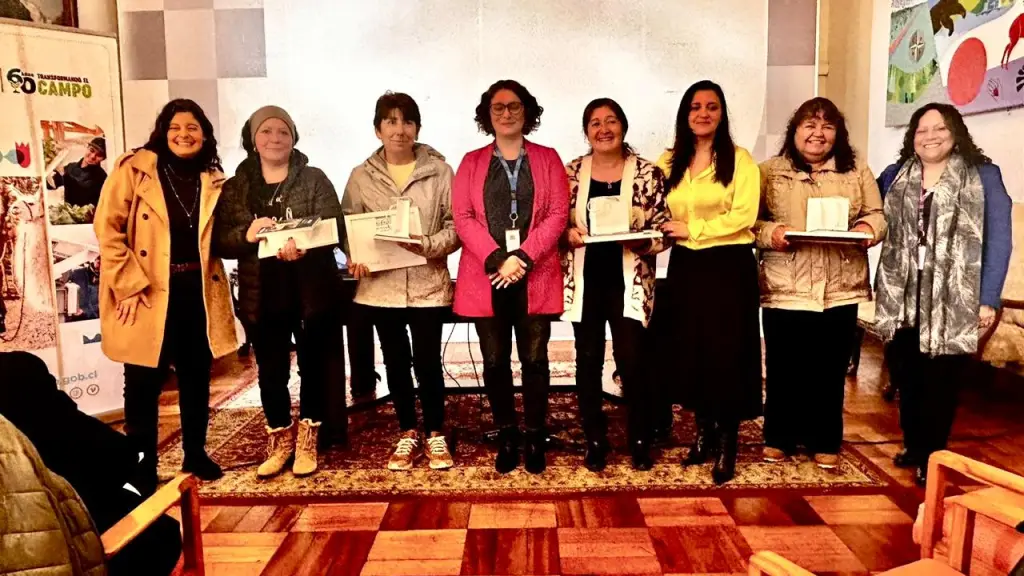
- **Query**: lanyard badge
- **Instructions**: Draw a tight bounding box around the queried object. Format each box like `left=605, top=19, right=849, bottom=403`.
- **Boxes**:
left=496, top=147, right=525, bottom=229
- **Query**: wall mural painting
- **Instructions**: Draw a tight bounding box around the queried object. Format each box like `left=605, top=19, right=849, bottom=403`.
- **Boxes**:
left=886, top=0, right=1024, bottom=126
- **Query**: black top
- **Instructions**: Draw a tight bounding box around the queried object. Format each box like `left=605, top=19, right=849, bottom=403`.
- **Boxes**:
left=484, top=150, right=535, bottom=307
left=49, top=160, right=107, bottom=207
left=584, top=179, right=626, bottom=290
left=919, top=187, right=935, bottom=248
left=157, top=154, right=203, bottom=264
left=484, top=152, right=534, bottom=270
left=254, top=175, right=299, bottom=314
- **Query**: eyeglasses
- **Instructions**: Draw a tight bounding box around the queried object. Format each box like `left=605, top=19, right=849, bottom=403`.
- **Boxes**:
left=490, top=102, right=524, bottom=116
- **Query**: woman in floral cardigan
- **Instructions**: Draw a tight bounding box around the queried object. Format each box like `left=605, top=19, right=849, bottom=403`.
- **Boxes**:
left=562, top=98, right=670, bottom=472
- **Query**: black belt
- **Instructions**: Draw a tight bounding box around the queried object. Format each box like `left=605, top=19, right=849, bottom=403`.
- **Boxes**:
left=170, top=262, right=202, bottom=274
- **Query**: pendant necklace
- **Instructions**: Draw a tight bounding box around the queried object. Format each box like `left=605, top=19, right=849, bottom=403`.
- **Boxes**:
left=163, top=164, right=200, bottom=229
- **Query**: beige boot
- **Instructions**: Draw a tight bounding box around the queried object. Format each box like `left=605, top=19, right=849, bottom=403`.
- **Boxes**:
left=293, top=418, right=321, bottom=477
left=257, top=422, right=295, bottom=479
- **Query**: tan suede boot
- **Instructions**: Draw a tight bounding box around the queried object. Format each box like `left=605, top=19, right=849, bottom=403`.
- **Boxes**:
left=293, top=419, right=321, bottom=477
left=257, top=422, right=295, bottom=479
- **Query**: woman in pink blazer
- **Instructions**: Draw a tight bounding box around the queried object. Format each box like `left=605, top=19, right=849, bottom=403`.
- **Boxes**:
left=453, top=79, right=570, bottom=475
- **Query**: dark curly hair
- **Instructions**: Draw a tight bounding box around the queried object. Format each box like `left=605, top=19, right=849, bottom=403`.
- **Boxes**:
left=898, top=103, right=990, bottom=166
left=665, top=80, right=736, bottom=190
left=474, top=80, right=543, bottom=136
left=582, top=97, right=636, bottom=158
left=779, top=97, right=856, bottom=174
left=143, top=99, right=221, bottom=170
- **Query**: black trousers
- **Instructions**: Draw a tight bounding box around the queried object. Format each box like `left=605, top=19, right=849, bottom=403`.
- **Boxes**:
left=475, top=287, right=552, bottom=431
left=365, top=304, right=447, bottom=433
left=886, top=327, right=966, bottom=459
left=573, top=277, right=651, bottom=443
left=123, top=271, right=212, bottom=491
left=762, top=305, right=858, bottom=454
left=255, top=303, right=345, bottom=431
left=347, top=302, right=378, bottom=394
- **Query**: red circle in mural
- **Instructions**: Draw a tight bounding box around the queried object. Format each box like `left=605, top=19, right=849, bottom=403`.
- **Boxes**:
left=947, top=38, right=987, bottom=106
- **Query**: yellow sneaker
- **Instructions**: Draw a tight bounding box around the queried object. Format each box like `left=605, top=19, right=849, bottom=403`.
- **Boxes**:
left=426, top=432, right=454, bottom=470
left=387, top=430, right=422, bottom=471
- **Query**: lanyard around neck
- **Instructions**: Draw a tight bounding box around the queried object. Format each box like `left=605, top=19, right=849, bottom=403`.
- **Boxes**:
left=495, top=146, right=524, bottom=227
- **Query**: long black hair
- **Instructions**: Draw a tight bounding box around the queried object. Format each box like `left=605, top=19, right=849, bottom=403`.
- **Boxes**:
left=665, top=80, right=735, bottom=190
left=143, top=98, right=221, bottom=170
left=582, top=97, right=636, bottom=158
left=779, top=97, right=856, bottom=173
left=897, top=102, right=990, bottom=166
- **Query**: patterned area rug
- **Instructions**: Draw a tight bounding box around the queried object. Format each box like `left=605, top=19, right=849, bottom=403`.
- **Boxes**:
left=158, top=361, right=892, bottom=501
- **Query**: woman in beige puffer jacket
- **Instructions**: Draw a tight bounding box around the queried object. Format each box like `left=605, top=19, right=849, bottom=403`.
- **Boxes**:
left=754, top=97, right=885, bottom=468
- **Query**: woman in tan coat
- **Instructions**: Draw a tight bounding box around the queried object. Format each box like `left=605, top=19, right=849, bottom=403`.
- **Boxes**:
left=755, top=97, right=885, bottom=468
left=95, top=99, right=236, bottom=491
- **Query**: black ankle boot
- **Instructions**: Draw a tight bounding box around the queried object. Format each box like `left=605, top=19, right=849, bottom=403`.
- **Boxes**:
left=524, top=429, right=547, bottom=474
left=584, top=439, right=609, bottom=472
left=631, top=439, right=653, bottom=471
left=182, top=451, right=223, bottom=481
left=683, top=417, right=717, bottom=465
left=711, top=424, right=738, bottom=485
left=914, top=465, right=928, bottom=487
left=494, top=427, right=520, bottom=474
left=893, top=449, right=920, bottom=469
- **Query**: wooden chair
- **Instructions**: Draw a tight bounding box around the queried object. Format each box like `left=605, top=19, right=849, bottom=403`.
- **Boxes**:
left=749, top=451, right=1024, bottom=576
left=100, top=474, right=205, bottom=575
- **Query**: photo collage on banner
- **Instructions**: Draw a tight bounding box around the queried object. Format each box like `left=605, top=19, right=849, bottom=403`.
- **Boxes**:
left=0, top=21, right=125, bottom=416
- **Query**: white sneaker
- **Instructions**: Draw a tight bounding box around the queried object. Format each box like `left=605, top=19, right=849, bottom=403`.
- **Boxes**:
left=387, top=430, right=422, bottom=471
left=426, top=432, right=454, bottom=470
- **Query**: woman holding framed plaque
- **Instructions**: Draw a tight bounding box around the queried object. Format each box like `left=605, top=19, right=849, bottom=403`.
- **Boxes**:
left=562, top=98, right=669, bottom=472
left=341, top=92, right=460, bottom=472
left=656, top=80, right=761, bottom=485
left=214, top=105, right=346, bottom=479
left=755, top=97, right=885, bottom=469
left=453, top=79, right=570, bottom=475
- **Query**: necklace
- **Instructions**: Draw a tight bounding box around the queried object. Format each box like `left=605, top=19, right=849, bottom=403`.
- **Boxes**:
left=163, top=164, right=200, bottom=229
left=266, top=180, right=285, bottom=207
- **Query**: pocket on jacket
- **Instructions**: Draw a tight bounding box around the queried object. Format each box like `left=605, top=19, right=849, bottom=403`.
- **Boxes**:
left=838, top=245, right=870, bottom=293
left=759, top=251, right=794, bottom=294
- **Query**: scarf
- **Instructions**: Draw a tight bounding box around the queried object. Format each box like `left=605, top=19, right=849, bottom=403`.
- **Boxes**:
left=874, top=154, right=984, bottom=356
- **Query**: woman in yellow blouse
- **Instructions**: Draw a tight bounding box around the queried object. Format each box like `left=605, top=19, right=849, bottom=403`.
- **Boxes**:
left=656, top=80, right=762, bottom=484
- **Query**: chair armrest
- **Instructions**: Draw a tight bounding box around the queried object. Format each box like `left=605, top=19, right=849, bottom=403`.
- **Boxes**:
left=748, top=551, right=817, bottom=575
left=101, top=473, right=197, bottom=558
left=1002, top=298, right=1024, bottom=310
left=921, top=451, right=1024, bottom=559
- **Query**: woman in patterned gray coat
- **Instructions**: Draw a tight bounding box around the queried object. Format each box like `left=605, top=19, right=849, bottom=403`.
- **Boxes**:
left=874, top=103, right=1012, bottom=487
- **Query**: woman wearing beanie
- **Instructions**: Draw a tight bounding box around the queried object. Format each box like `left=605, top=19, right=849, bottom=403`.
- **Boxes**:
left=214, top=105, right=347, bottom=479
left=95, top=99, right=236, bottom=493
left=341, top=92, right=460, bottom=471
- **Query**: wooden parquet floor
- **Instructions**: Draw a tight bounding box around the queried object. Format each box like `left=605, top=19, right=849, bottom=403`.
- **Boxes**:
left=152, top=336, right=1024, bottom=575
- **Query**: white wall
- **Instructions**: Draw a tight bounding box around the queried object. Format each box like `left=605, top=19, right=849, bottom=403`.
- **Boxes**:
left=867, top=0, right=1024, bottom=201
left=217, top=0, right=770, bottom=184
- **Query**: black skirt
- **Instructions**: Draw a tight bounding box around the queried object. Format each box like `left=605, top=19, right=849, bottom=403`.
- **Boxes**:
left=663, top=244, right=763, bottom=421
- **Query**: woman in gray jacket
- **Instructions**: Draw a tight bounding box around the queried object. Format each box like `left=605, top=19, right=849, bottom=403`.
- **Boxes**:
left=342, top=92, right=461, bottom=471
